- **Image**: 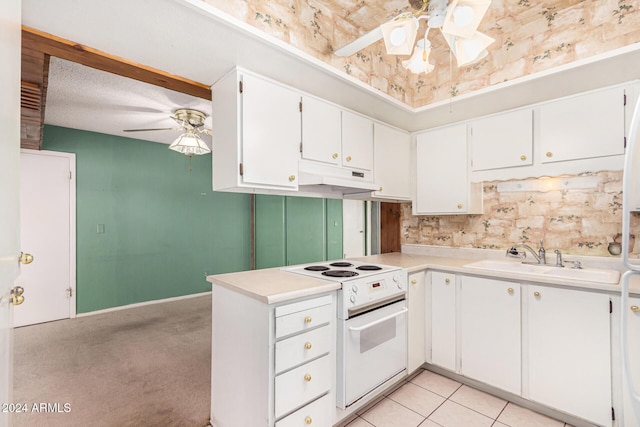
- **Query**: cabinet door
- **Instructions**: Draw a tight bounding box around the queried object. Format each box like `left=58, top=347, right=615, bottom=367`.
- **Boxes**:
left=470, top=109, right=533, bottom=171
left=528, top=285, right=611, bottom=426
left=540, top=86, right=625, bottom=163
left=373, top=123, right=411, bottom=200
left=431, top=271, right=456, bottom=371
left=301, top=96, right=341, bottom=165
left=624, top=296, right=640, bottom=427
left=415, top=124, right=469, bottom=214
left=341, top=110, right=373, bottom=171
left=460, top=276, right=521, bottom=395
left=408, top=270, right=426, bottom=374
left=241, top=73, right=301, bottom=189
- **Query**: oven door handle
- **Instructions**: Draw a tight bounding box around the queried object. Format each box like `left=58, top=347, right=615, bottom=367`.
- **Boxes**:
left=348, top=308, right=408, bottom=333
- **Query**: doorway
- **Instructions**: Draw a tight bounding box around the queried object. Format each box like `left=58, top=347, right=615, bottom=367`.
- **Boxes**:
left=14, top=150, right=75, bottom=327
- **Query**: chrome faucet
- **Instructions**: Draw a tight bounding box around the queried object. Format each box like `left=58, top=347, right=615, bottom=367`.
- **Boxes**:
left=506, top=244, right=542, bottom=264
left=554, top=249, right=564, bottom=267
left=538, top=240, right=546, bottom=265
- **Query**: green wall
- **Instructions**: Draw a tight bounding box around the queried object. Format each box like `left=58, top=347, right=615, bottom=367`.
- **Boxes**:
left=43, top=125, right=251, bottom=313
left=255, top=195, right=343, bottom=268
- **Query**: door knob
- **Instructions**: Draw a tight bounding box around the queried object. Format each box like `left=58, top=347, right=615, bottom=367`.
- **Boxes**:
left=19, top=252, right=34, bottom=265
left=10, top=286, right=25, bottom=306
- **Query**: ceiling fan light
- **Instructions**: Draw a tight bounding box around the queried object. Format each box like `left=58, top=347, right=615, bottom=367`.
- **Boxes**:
left=381, top=17, right=419, bottom=55
left=402, top=39, right=435, bottom=74
left=444, top=31, right=494, bottom=67
left=169, top=131, right=211, bottom=156
left=442, top=0, right=491, bottom=38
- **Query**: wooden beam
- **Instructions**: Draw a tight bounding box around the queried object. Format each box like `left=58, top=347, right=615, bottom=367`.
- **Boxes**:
left=22, top=26, right=212, bottom=101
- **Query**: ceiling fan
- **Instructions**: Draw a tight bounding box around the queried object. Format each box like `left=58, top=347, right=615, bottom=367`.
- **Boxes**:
left=334, top=0, right=493, bottom=74
left=123, top=108, right=212, bottom=156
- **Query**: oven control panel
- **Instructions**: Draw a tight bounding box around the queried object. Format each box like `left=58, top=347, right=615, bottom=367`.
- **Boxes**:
left=341, top=270, right=407, bottom=318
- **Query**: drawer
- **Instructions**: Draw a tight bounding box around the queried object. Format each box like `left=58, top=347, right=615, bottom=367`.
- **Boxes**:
left=275, top=394, right=332, bottom=427
left=274, top=355, right=331, bottom=418
left=275, top=303, right=332, bottom=339
left=275, top=325, right=331, bottom=374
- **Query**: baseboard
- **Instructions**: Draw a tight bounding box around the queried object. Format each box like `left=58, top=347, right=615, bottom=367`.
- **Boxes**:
left=75, top=291, right=211, bottom=317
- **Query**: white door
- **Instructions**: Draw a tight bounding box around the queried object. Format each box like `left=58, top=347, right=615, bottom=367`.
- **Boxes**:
left=342, top=200, right=365, bottom=258
left=14, top=151, right=75, bottom=327
left=0, top=1, right=22, bottom=425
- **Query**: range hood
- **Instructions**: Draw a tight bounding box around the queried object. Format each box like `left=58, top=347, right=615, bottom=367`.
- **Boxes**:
left=297, top=160, right=381, bottom=197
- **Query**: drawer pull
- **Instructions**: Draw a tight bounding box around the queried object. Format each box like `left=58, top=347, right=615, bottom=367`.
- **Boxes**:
left=632, top=305, right=639, bottom=312
left=304, top=342, right=312, bottom=350
left=304, top=373, right=312, bottom=382
left=508, top=288, right=514, bottom=294
left=534, top=291, right=541, bottom=297
left=304, top=316, right=312, bottom=324
left=305, top=416, right=313, bottom=425
left=445, top=278, right=450, bottom=284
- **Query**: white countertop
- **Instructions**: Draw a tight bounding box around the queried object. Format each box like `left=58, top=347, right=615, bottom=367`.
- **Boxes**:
left=207, top=247, right=640, bottom=304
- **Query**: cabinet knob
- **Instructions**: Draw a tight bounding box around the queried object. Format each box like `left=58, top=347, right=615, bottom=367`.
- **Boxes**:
left=445, top=278, right=450, bottom=284
left=289, top=175, right=296, bottom=182
left=631, top=305, right=639, bottom=312
left=304, top=373, right=312, bottom=382
left=411, top=279, right=417, bottom=284
left=304, top=316, right=312, bottom=324
left=457, top=204, right=463, bottom=209
left=546, top=152, right=553, bottom=158
left=379, top=187, right=383, bottom=192
left=520, top=155, right=527, bottom=161
left=346, top=156, right=352, bottom=162
left=332, top=153, right=338, bottom=159
left=534, top=291, right=541, bottom=297
left=305, top=416, right=313, bottom=425
left=304, top=342, right=312, bottom=350
left=508, top=287, right=514, bottom=294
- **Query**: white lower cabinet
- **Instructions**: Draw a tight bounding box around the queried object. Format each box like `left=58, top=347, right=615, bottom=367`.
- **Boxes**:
left=211, top=287, right=335, bottom=427
left=430, top=271, right=456, bottom=371
left=527, top=285, right=612, bottom=426
left=460, top=276, right=521, bottom=395
left=407, top=270, right=426, bottom=374
left=624, top=296, right=640, bottom=427
left=275, top=394, right=332, bottom=427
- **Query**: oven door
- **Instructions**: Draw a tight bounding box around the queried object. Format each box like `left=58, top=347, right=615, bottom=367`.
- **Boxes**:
left=339, top=299, right=408, bottom=408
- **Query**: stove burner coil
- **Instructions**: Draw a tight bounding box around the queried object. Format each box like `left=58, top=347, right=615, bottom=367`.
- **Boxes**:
left=304, top=266, right=330, bottom=271
left=322, top=270, right=359, bottom=278
left=356, top=265, right=383, bottom=271
left=329, top=262, right=353, bottom=268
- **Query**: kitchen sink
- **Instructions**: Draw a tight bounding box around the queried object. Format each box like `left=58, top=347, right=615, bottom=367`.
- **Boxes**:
left=463, top=259, right=621, bottom=284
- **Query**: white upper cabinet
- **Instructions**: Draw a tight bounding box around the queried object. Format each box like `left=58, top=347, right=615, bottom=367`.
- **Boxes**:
left=470, top=108, right=533, bottom=171
left=372, top=123, right=411, bottom=201
left=341, top=110, right=374, bottom=171
left=301, top=96, right=341, bottom=166
left=415, top=124, right=482, bottom=215
left=539, top=85, right=626, bottom=163
left=212, top=69, right=301, bottom=193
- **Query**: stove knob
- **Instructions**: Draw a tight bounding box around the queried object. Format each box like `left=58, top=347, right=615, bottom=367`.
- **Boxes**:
left=350, top=295, right=356, bottom=304
left=351, top=285, right=358, bottom=293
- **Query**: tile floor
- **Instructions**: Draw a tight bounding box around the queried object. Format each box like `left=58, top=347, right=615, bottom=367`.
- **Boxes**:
left=345, top=369, right=575, bottom=427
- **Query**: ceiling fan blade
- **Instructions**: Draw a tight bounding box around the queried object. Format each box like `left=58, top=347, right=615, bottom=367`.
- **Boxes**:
left=334, top=26, right=383, bottom=57
left=122, top=127, right=180, bottom=132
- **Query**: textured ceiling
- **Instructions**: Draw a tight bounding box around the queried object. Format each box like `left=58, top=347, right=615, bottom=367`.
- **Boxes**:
left=45, top=58, right=212, bottom=146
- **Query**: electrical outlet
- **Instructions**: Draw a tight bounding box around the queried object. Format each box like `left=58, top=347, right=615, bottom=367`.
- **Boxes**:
left=96, top=224, right=105, bottom=234
left=204, top=271, right=208, bottom=278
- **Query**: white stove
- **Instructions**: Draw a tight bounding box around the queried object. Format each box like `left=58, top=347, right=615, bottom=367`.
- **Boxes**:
left=284, top=259, right=408, bottom=409
left=284, top=260, right=406, bottom=319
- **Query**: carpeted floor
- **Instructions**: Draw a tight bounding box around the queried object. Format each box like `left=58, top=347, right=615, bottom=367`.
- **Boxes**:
left=12, top=295, right=212, bottom=427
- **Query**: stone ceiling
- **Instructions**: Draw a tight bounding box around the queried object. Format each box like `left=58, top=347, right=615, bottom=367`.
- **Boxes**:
left=202, top=0, right=639, bottom=108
